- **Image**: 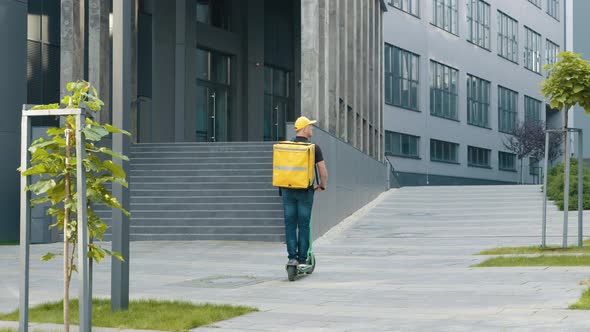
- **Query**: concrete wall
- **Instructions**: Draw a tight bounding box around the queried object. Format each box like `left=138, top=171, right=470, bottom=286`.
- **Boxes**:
left=286, top=122, right=388, bottom=239
left=0, top=0, right=27, bottom=241
left=300, top=0, right=384, bottom=161
left=384, top=0, right=565, bottom=185
left=571, top=0, right=590, bottom=158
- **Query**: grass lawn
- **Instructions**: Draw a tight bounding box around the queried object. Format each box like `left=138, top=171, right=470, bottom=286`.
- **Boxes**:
left=472, top=255, right=590, bottom=267
left=570, top=288, right=590, bottom=310
left=0, top=299, right=257, bottom=332
left=477, top=240, right=590, bottom=255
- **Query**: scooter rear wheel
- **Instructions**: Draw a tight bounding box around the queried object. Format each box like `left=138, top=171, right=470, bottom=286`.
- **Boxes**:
left=286, top=265, right=297, bottom=281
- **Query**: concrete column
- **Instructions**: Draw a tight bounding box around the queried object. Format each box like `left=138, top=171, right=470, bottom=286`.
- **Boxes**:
left=111, top=0, right=131, bottom=311
left=88, top=0, right=111, bottom=125
left=294, top=1, right=302, bottom=120
left=174, top=0, right=186, bottom=142
left=184, top=0, right=197, bottom=141
left=60, top=0, right=84, bottom=98
left=0, top=0, right=26, bottom=241
left=152, top=0, right=175, bottom=142
left=328, top=0, right=339, bottom=135
left=300, top=0, right=320, bottom=122
left=348, top=0, right=356, bottom=147
left=368, top=0, right=374, bottom=157
left=246, top=0, right=265, bottom=141
left=364, top=0, right=370, bottom=154
left=377, top=2, right=383, bottom=161
left=318, top=0, right=329, bottom=130
left=340, top=0, right=348, bottom=141
left=130, top=0, right=138, bottom=143
left=355, top=0, right=361, bottom=149
left=379, top=5, right=384, bottom=161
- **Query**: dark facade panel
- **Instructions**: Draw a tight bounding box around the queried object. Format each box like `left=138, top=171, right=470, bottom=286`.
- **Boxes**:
left=0, top=0, right=27, bottom=241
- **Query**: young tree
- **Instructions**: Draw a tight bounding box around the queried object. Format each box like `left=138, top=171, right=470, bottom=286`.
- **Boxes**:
left=22, top=81, right=130, bottom=332
left=503, top=120, right=544, bottom=184
left=540, top=52, right=590, bottom=165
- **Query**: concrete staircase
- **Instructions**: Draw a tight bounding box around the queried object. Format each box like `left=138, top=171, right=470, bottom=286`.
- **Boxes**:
left=98, top=142, right=285, bottom=241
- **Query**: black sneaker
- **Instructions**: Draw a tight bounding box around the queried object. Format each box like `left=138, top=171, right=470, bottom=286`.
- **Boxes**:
left=287, top=259, right=299, bottom=266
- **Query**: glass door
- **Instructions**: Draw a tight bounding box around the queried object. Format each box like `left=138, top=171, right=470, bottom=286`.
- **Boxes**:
left=264, top=66, right=293, bottom=141
left=196, top=83, right=227, bottom=142
left=195, top=48, right=230, bottom=142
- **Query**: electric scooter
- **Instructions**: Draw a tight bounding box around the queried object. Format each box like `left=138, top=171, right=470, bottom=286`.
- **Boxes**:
left=286, top=222, right=316, bottom=281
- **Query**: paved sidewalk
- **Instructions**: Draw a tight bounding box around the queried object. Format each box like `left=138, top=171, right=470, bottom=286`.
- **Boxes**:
left=2, top=186, right=590, bottom=331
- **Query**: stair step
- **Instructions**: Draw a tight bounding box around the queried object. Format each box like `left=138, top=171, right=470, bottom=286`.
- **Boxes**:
left=130, top=189, right=279, bottom=197
left=130, top=210, right=284, bottom=218
left=130, top=196, right=281, bottom=204
left=105, top=202, right=282, bottom=211
left=129, top=175, right=272, bottom=183
left=131, top=151, right=272, bottom=158
left=114, top=234, right=286, bottom=242
left=131, top=163, right=272, bottom=171
left=129, top=225, right=284, bottom=235
left=130, top=169, right=272, bottom=176
left=124, top=218, right=284, bottom=227
left=130, top=157, right=272, bottom=164
left=131, top=182, right=274, bottom=190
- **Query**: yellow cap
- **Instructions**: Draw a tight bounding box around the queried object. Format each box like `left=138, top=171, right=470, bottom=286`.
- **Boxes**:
left=294, top=116, right=317, bottom=131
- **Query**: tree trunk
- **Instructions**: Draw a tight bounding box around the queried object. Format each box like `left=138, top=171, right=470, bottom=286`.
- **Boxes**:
left=564, top=108, right=569, bottom=167
left=63, top=128, right=72, bottom=332
left=520, top=159, right=524, bottom=184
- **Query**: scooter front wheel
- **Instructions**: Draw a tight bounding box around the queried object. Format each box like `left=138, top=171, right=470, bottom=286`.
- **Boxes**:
left=286, top=265, right=297, bottom=281
left=306, top=253, right=316, bottom=274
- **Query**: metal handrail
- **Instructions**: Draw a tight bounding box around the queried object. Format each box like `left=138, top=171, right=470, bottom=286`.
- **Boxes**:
left=384, top=155, right=395, bottom=174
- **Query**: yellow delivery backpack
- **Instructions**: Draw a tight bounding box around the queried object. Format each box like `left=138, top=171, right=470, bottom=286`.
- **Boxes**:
left=272, top=141, right=315, bottom=189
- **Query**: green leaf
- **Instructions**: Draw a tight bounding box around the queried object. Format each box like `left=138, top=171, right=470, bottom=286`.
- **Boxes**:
left=41, top=252, right=59, bottom=261
left=61, top=95, right=71, bottom=106
left=98, top=147, right=129, bottom=161
left=22, top=163, right=47, bottom=176
left=104, top=124, right=131, bottom=136
left=103, top=160, right=126, bottom=179
left=66, top=82, right=75, bottom=91
left=31, top=103, right=59, bottom=110
left=47, top=127, right=65, bottom=137
left=83, top=125, right=109, bottom=141
left=27, top=179, right=56, bottom=195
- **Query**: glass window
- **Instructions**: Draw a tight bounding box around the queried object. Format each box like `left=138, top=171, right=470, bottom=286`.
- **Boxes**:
left=530, top=158, right=540, bottom=175
left=432, top=0, right=457, bottom=35
left=498, top=86, right=518, bottom=134
left=497, top=11, right=518, bottom=63
left=468, top=146, right=491, bottom=168
left=27, top=0, right=61, bottom=114
left=196, top=0, right=231, bottom=31
left=467, top=0, right=490, bottom=50
left=389, top=0, right=420, bottom=17
left=430, top=61, right=458, bottom=120
left=525, top=27, right=542, bottom=73
left=547, top=0, right=559, bottom=20
left=466, top=74, right=490, bottom=128
left=499, top=151, right=517, bottom=171
left=385, top=44, right=420, bottom=111
left=196, top=48, right=230, bottom=85
left=430, top=139, right=459, bottom=163
left=545, top=39, right=559, bottom=75
left=524, top=96, right=542, bottom=122
left=385, top=131, right=420, bottom=158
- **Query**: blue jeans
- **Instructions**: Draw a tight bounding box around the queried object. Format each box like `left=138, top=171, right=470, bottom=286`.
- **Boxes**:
left=282, top=188, right=315, bottom=262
